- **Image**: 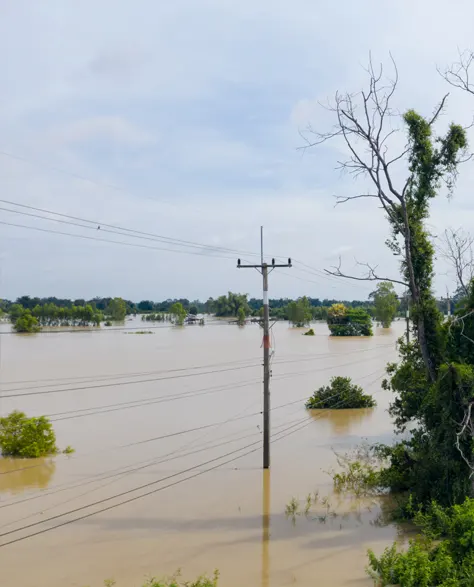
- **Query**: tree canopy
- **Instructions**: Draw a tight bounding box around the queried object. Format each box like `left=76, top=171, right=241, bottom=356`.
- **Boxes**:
left=327, top=304, right=372, bottom=336
left=306, top=377, right=376, bottom=409
left=288, top=296, right=312, bottom=327
left=371, top=282, right=399, bottom=328
left=107, top=298, right=127, bottom=321
left=169, top=302, right=187, bottom=326
left=0, top=411, right=58, bottom=458
left=211, top=292, right=250, bottom=317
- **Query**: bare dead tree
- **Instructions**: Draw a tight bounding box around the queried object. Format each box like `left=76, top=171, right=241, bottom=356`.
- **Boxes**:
left=300, top=55, right=456, bottom=381
left=438, top=228, right=474, bottom=298
left=439, top=49, right=474, bottom=96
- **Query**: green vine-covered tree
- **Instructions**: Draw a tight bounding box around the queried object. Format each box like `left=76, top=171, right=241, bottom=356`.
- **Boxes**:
left=327, top=303, right=372, bottom=336
left=306, top=56, right=472, bottom=508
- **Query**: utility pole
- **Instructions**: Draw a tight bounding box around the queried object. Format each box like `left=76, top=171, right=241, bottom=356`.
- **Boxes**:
left=237, top=227, right=292, bottom=469
left=445, top=287, right=451, bottom=318
left=406, top=307, right=410, bottom=343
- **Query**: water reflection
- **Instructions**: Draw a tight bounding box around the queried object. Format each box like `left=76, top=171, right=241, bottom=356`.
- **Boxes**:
left=308, top=408, right=375, bottom=435
left=0, top=457, right=56, bottom=494
left=261, top=470, right=270, bottom=587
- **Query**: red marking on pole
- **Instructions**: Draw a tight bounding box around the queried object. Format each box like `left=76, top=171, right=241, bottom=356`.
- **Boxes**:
left=263, top=334, right=271, bottom=349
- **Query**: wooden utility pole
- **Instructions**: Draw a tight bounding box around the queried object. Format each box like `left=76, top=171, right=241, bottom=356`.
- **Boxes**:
left=406, top=308, right=410, bottom=343
left=237, top=227, right=291, bottom=469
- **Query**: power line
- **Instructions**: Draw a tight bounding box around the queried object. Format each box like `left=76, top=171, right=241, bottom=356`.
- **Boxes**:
left=0, top=200, right=260, bottom=258
left=0, top=204, right=260, bottom=259
left=0, top=356, right=262, bottom=391
left=0, top=352, right=391, bottom=478
left=0, top=220, right=239, bottom=261
left=0, top=439, right=264, bottom=544
left=0, top=363, right=262, bottom=399
left=0, top=373, right=387, bottom=543
left=1, top=344, right=393, bottom=399
left=0, top=201, right=378, bottom=295
left=0, top=345, right=388, bottom=386
left=0, top=426, right=259, bottom=510
left=0, top=379, right=263, bottom=476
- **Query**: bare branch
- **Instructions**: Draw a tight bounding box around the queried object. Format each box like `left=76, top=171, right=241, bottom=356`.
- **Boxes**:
left=324, top=258, right=408, bottom=287
left=438, top=227, right=474, bottom=297
left=456, top=401, right=474, bottom=477
left=428, top=93, right=450, bottom=126
left=440, top=49, right=474, bottom=96
left=333, top=194, right=379, bottom=206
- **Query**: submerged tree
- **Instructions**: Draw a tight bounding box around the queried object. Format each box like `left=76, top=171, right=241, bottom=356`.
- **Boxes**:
left=107, top=297, right=127, bottom=321
left=0, top=411, right=58, bottom=458
left=304, top=55, right=470, bottom=506
left=170, top=302, right=187, bottom=326
left=12, top=310, right=41, bottom=333
left=327, top=303, right=372, bottom=336
left=212, top=292, right=250, bottom=317
left=371, top=281, right=399, bottom=328
left=288, top=296, right=312, bottom=327
left=306, top=376, right=376, bottom=409
left=236, top=306, right=246, bottom=326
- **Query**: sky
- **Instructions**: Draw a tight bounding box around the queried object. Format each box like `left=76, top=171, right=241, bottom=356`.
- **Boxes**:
left=1, top=0, right=474, bottom=302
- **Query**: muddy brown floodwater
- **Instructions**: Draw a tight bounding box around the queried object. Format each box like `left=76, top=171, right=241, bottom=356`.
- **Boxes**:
left=0, top=318, right=405, bottom=586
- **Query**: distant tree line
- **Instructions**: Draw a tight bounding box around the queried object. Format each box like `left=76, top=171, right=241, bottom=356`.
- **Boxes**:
left=1, top=291, right=459, bottom=334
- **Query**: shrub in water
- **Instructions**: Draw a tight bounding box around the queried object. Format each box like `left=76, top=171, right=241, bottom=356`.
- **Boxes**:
left=304, top=328, right=315, bottom=336
left=367, top=498, right=474, bottom=586
left=327, top=304, right=372, bottom=336
left=0, top=410, right=59, bottom=458
left=305, top=376, right=376, bottom=409
left=103, top=570, right=219, bottom=587
left=13, top=311, right=41, bottom=333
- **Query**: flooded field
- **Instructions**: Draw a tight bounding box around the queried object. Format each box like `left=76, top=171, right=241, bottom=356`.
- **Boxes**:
left=0, top=319, right=404, bottom=587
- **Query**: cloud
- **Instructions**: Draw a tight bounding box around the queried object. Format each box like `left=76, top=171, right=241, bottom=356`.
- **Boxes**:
left=1, top=0, right=474, bottom=301
left=49, top=116, right=155, bottom=147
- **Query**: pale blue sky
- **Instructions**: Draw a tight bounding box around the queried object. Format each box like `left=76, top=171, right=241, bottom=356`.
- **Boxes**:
left=1, top=0, right=474, bottom=301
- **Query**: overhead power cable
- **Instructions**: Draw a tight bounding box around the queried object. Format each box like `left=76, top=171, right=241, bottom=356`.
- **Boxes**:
left=0, top=363, right=262, bottom=399
left=0, top=372, right=386, bottom=541
left=0, top=220, right=241, bottom=261
left=0, top=200, right=260, bottom=258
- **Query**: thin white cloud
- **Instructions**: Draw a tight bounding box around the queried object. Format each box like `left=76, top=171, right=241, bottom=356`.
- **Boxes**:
left=0, top=0, right=474, bottom=300
left=49, top=116, right=155, bottom=147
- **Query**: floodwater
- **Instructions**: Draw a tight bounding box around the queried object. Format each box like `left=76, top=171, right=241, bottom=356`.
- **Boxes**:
left=0, top=318, right=405, bottom=586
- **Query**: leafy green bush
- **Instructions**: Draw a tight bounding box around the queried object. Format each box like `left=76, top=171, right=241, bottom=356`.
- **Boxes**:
left=305, top=376, right=376, bottom=409
left=327, top=304, right=372, bottom=336
left=367, top=498, right=474, bottom=586
left=303, top=328, right=315, bottom=336
left=0, top=411, right=59, bottom=458
left=13, top=310, right=41, bottom=333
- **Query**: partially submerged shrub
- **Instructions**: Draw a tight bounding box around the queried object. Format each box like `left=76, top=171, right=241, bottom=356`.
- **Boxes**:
left=367, top=498, right=474, bottom=586
left=305, top=376, right=376, bottom=409
left=102, top=570, right=219, bottom=587
left=331, top=445, right=383, bottom=497
left=303, top=328, right=315, bottom=336
left=0, top=410, right=63, bottom=458
left=327, top=304, right=372, bottom=336
left=13, top=311, right=41, bottom=333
